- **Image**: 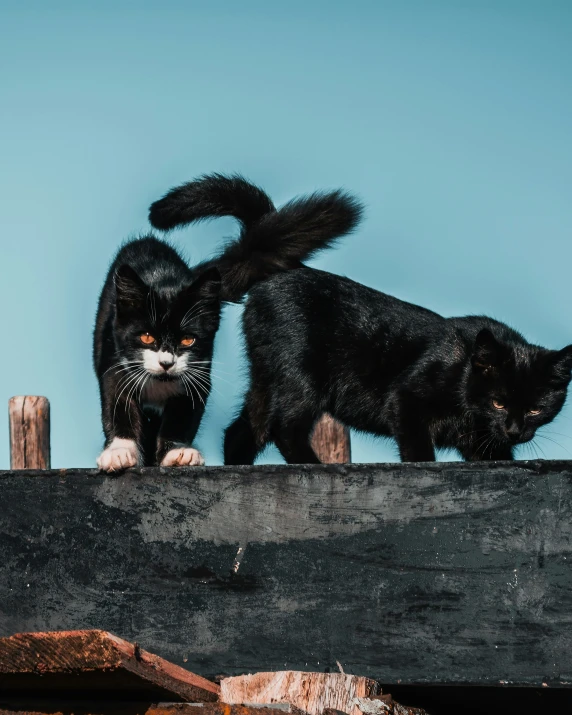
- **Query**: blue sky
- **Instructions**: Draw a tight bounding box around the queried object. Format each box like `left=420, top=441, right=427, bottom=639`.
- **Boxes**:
left=1, top=1, right=571, bottom=467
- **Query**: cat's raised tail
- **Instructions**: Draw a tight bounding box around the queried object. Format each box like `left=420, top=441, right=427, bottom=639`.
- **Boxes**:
left=148, top=172, right=363, bottom=302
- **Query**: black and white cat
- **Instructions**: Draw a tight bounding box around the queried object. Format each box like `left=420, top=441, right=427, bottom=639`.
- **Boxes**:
left=93, top=173, right=362, bottom=471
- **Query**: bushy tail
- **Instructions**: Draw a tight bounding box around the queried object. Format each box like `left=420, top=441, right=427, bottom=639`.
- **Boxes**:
left=149, top=173, right=363, bottom=302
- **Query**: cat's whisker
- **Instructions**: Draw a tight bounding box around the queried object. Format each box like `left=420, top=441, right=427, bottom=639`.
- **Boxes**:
left=535, top=434, right=571, bottom=456
left=103, top=361, right=143, bottom=377
left=188, top=369, right=223, bottom=399
left=127, top=370, right=148, bottom=419
left=190, top=363, right=231, bottom=377
left=112, top=368, right=146, bottom=426
left=186, top=373, right=210, bottom=396
left=541, top=430, right=572, bottom=441
left=194, top=369, right=234, bottom=387
left=532, top=440, right=547, bottom=460
left=180, top=374, right=195, bottom=409
left=189, top=359, right=224, bottom=365
left=113, top=369, right=140, bottom=394
left=180, top=300, right=211, bottom=327
left=138, top=373, right=150, bottom=401
left=147, top=290, right=158, bottom=326
left=181, top=311, right=216, bottom=329
left=185, top=370, right=210, bottom=396
left=184, top=373, right=206, bottom=407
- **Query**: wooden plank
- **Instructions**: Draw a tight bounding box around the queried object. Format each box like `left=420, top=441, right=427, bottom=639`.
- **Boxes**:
left=8, top=397, right=50, bottom=470
left=0, top=462, right=572, bottom=686
left=310, top=415, right=350, bottom=463
left=221, top=672, right=379, bottom=715
left=0, top=630, right=219, bottom=701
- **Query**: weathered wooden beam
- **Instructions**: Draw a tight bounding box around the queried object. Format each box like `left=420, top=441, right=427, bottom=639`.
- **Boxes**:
left=311, top=414, right=351, bottom=463
left=0, top=630, right=219, bottom=701
left=1, top=462, right=572, bottom=687
left=8, top=397, right=50, bottom=470
left=221, top=672, right=379, bottom=715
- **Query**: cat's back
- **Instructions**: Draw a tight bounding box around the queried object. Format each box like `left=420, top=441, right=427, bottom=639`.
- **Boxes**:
left=448, top=315, right=527, bottom=345
left=244, top=266, right=443, bottom=335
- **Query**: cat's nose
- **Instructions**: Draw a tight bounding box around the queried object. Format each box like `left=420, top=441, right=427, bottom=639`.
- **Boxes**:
left=159, top=359, right=174, bottom=371
left=505, top=422, right=521, bottom=441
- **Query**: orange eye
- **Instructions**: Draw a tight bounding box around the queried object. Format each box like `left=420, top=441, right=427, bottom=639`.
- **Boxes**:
left=492, top=400, right=505, bottom=410
left=180, top=336, right=196, bottom=347
left=528, top=408, right=542, bottom=416
left=140, top=333, right=156, bottom=345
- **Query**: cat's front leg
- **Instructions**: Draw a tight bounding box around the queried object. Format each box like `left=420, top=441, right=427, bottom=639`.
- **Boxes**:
left=157, top=395, right=205, bottom=467
left=393, top=398, right=436, bottom=462
left=97, top=373, right=145, bottom=472
left=97, top=437, right=142, bottom=472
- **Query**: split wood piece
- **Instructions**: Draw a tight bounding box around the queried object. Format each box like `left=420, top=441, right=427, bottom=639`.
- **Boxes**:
left=0, top=630, right=219, bottom=702
left=8, top=396, right=50, bottom=469
left=311, top=414, right=351, bottom=463
left=221, top=672, right=379, bottom=715
left=338, top=695, right=428, bottom=715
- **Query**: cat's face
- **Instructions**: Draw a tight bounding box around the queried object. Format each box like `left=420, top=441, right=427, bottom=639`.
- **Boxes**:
left=468, top=329, right=572, bottom=445
left=113, top=264, right=221, bottom=382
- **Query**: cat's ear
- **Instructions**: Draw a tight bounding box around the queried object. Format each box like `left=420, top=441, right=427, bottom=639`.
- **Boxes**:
left=472, top=329, right=502, bottom=373
left=188, top=267, right=222, bottom=303
left=114, top=264, right=148, bottom=312
left=549, top=345, right=572, bottom=385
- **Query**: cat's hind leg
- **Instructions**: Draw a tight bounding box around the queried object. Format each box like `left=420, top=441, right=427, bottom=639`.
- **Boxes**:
left=272, top=413, right=321, bottom=464
left=224, top=406, right=262, bottom=465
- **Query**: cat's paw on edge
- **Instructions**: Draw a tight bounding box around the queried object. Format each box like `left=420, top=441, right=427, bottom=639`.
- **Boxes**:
left=97, top=438, right=140, bottom=473
left=161, top=447, right=205, bottom=467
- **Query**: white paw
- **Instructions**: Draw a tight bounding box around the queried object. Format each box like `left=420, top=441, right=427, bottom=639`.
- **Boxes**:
left=161, top=447, right=205, bottom=467
left=97, top=438, right=140, bottom=473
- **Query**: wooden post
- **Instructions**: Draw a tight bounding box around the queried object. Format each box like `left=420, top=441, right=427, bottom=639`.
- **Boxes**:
left=311, top=413, right=351, bottom=463
left=8, top=396, right=50, bottom=470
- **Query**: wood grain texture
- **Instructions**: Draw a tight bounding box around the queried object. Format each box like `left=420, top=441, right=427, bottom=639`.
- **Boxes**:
left=0, top=630, right=219, bottom=701
left=310, top=415, right=351, bottom=463
left=221, top=672, right=379, bottom=715
left=0, top=462, right=572, bottom=686
left=8, top=397, right=50, bottom=470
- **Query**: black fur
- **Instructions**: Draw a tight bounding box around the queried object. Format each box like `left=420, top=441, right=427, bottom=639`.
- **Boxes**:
left=225, top=268, right=572, bottom=464
left=150, top=173, right=363, bottom=302
left=93, top=238, right=221, bottom=469
left=93, top=174, right=362, bottom=470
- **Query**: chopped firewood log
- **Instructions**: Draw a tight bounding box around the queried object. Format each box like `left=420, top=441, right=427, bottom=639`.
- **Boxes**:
left=324, top=694, right=428, bottom=715
left=220, top=672, right=380, bottom=715
left=0, top=630, right=219, bottom=702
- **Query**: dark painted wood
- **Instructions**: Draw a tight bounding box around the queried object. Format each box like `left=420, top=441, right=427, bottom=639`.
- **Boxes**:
left=0, top=462, right=571, bottom=687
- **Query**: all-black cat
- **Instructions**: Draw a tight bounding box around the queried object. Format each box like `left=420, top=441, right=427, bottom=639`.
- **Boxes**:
left=223, top=268, right=572, bottom=464
left=94, top=174, right=361, bottom=471
left=144, top=181, right=572, bottom=465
